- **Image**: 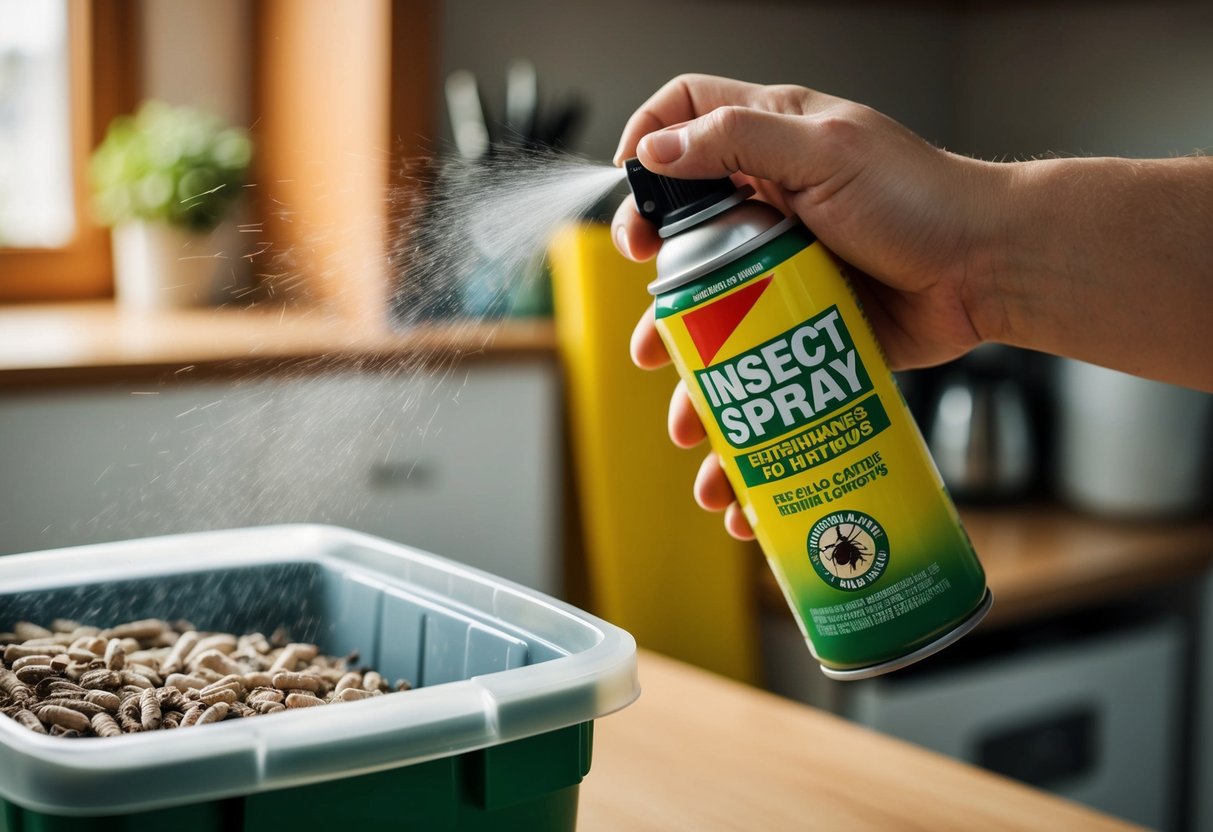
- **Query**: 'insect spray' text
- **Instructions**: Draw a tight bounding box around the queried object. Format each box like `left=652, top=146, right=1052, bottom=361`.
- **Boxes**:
left=694, top=306, right=874, bottom=447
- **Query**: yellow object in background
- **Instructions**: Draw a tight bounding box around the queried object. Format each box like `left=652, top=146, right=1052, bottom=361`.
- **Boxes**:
left=549, top=223, right=760, bottom=683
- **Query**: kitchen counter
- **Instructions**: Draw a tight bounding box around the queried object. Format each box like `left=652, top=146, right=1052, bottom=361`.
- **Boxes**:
left=964, top=504, right=1213, bottom=626
left=759, top=503, right=1213, bottom=629
left=580, top=649, right=1141, bottom=831
left=0, top=301, right=556, bottom=389
left=6, top=303, right=1211, bottom=629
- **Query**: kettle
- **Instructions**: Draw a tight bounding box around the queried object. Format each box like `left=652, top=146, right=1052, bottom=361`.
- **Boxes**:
left=926, top=347, right=1036, bottom=502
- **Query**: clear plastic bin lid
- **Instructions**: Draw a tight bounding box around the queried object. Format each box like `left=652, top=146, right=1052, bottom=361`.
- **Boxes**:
left=0, top=525, right=639, bottom=815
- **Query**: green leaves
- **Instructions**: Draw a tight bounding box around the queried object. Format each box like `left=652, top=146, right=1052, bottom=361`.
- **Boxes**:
left=90, top=101, right=252, bottom=232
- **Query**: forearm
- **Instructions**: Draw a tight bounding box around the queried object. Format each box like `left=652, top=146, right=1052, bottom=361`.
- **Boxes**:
left=976, top=155, right=1213, bottom=391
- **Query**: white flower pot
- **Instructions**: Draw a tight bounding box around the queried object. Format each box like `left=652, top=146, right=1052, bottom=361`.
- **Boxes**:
left=111, top=220, right=232, bottom=310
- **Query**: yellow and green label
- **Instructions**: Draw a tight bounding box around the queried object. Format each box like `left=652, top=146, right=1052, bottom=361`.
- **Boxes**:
left=655, top=224, right=987, bottom=670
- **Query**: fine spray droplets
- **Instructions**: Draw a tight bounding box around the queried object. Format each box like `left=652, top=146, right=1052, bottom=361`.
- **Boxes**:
left=393, top=148, right=625, bottom=325
left=79, top=150, right=626, bottom=547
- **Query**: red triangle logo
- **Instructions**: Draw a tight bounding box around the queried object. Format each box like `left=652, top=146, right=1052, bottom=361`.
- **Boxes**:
left=682, top=275, right=773, bottom=365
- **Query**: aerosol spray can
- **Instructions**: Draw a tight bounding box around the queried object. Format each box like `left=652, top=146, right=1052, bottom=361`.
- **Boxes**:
left=626, top=159, right=991, bottom=679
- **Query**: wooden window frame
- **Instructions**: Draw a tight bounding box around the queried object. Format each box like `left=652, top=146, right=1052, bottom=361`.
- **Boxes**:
left=0, top=0, right=140, bottom=304
left=250, top=0, right=435, bottom=321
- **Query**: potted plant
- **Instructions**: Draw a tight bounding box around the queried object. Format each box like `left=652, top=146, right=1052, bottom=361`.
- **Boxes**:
left=90, top=101, right=252, bottom=309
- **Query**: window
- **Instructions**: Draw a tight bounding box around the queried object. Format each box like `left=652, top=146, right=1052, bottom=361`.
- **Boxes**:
left=0, top=0, right=75, bottom=248
left=0, top=0, right=138, bottom=303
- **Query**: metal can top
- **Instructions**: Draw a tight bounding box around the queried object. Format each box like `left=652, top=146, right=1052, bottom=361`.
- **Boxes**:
left=648, top=203, right=798, bottom=295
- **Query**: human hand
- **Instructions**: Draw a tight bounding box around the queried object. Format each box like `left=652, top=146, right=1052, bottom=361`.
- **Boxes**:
left=613, top=74, right=1010, bottom=540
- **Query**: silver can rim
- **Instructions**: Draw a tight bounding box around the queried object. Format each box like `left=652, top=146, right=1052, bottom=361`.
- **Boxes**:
left=646, top=215, right=800, bottom=296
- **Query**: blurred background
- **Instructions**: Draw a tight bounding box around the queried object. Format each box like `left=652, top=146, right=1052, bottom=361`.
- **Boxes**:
left=1, top=1, right=1211, bottom=829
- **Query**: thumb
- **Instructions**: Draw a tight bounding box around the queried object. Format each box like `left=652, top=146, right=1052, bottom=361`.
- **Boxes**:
left=637, top=106, right=818, bottom=188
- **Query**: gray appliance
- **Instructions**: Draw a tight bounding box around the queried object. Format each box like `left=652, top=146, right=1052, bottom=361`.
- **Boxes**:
left=1197, top=573, right=1213, bottom=832
left=924, top=344, right=1038, bottom=503
left=847, top=618, right=1184, bottom=830
left=1057, top=359, right=1213, bottom=518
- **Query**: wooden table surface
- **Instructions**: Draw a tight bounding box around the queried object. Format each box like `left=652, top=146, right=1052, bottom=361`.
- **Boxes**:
left=579, top=649, right=1141, bottom=832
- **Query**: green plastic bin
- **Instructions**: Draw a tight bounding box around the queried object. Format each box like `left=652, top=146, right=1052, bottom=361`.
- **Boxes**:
left=0, top=525, right=639, bottom=831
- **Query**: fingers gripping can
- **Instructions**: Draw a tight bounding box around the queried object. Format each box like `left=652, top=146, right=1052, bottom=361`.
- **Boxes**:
left=626, top=160, right=991, bottom=680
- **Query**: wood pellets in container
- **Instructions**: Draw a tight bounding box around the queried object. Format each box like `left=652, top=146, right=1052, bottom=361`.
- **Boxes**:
left=0, top=619, right=412, bottom=738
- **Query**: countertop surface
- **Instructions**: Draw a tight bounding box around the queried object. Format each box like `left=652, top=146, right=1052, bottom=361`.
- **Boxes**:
left=6, top=302, right=1212, bottom=628
left=0, top=302, right=556, bottom=388
left=963, top=504, right=1213, bottom=625
left=759, top=503, right=1213, bottom=629
left=579, top=649, right=1141, bottom=832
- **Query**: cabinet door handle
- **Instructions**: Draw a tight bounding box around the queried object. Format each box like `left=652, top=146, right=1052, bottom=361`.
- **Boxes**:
left=369, top=461, right=435, bottom=490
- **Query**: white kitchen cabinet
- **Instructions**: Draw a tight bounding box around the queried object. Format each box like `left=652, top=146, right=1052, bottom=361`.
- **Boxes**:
left=0, top=379, right=277, bottom=555
left=0, top=361, right=561, bottom=594
left=256, top=362, right=561, bottom=595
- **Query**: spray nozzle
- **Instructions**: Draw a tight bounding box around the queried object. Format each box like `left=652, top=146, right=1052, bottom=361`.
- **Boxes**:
left=624, top=158, right=750, bottom=238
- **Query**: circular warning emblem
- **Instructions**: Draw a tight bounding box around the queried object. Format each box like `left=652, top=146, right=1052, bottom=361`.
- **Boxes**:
left=807, top=511, right=890, bottom=591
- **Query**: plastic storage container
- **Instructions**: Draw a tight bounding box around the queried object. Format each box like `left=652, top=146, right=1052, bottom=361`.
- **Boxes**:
left=0, top=525, right=639, bottom=831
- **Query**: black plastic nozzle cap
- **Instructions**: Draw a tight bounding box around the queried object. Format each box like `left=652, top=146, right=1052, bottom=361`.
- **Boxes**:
left=625, top=158, right=738, bottom=234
